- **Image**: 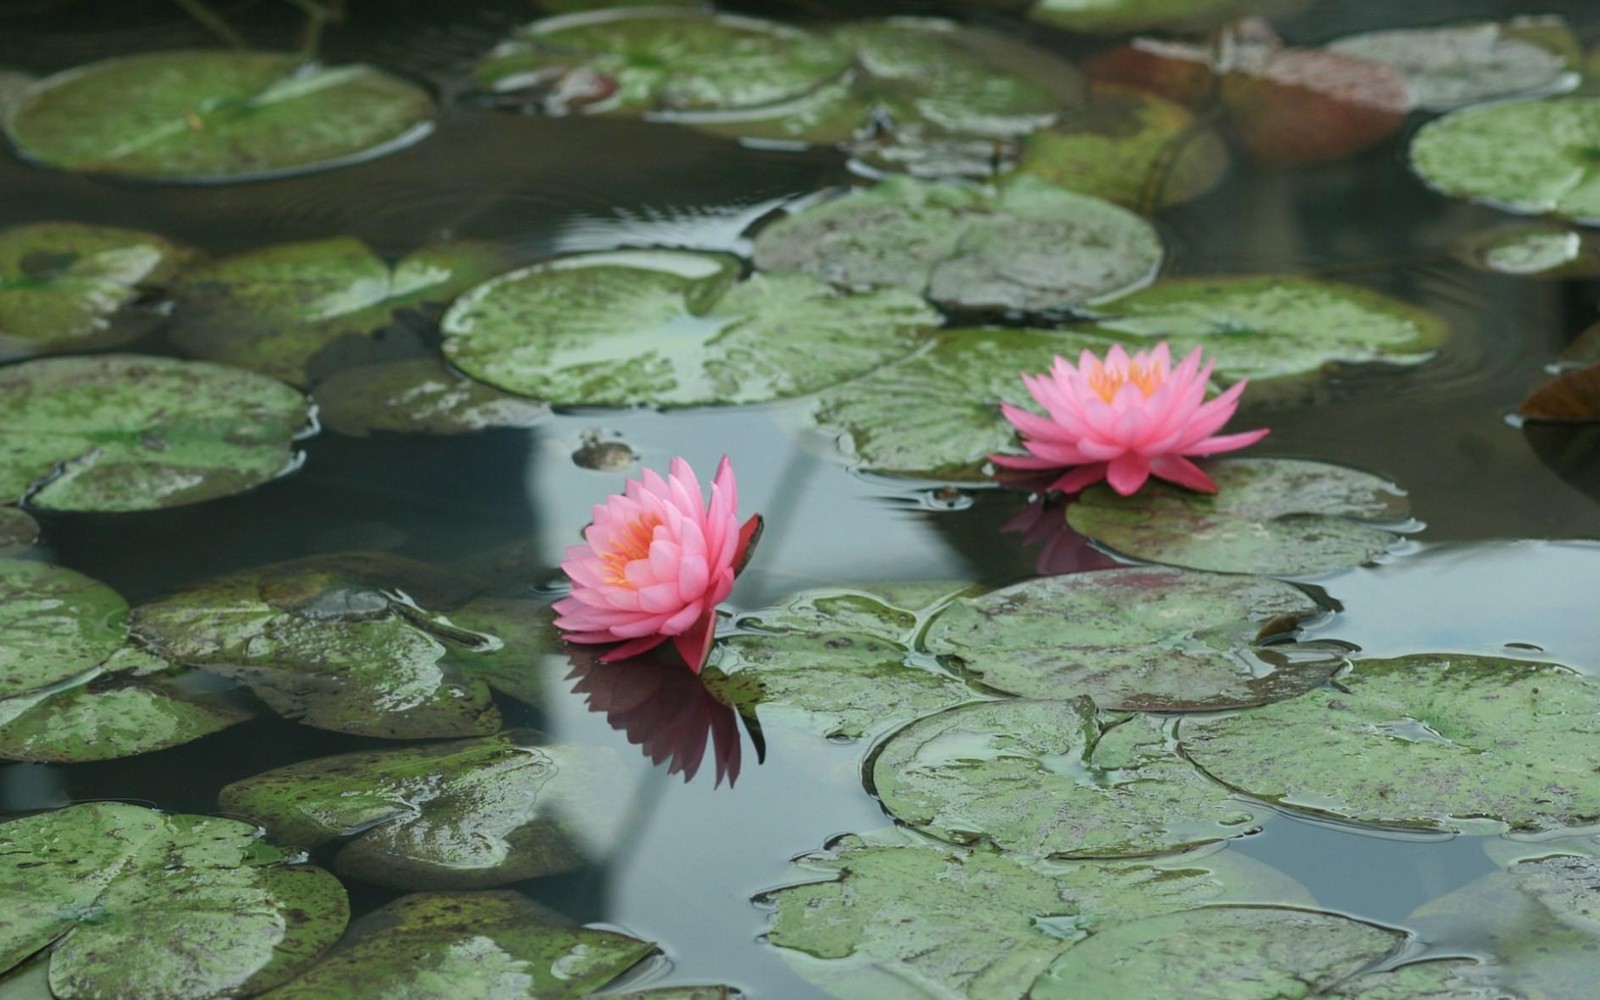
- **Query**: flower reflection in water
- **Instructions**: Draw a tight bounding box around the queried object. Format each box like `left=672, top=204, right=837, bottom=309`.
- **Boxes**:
left=1001, top=494, right=1123, bottom=578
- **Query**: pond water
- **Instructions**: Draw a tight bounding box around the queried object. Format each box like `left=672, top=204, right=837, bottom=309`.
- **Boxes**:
left=5, top=0, right=1600, bottom=996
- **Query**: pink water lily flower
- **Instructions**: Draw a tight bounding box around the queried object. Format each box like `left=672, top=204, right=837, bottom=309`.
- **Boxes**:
left=555, top=456, right=762, bottom=673
left=991, top=343, right=1269, bottom=496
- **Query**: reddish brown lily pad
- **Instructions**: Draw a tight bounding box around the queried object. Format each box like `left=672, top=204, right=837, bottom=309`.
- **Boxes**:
left=1083, top=37, right=1218, bottom=109
left=1519, top=362, right=1600, bottom=423
left=1222, top=48, right=1409, bottom=165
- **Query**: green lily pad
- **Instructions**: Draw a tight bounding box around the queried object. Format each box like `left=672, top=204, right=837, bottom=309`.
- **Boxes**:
left=0, top=954, right=49, bottom=1000
left=441, top=250, right=937, bottom=407
left=1454, top=223, right=1600, bottom=278
left=602, top=988, right=738, bottom=1000
left=923, top=567, right=1347, bottom=711
left=1326, top=21, right=1578, bottom=110
left=751, top=176, right=1163, bottom=314
left=0, top=801, right=347, bottom=998
left=262, top=891, right=656, bottom=999
left=1409, top=97, right=1600, bottom=223
left=170, top=238, right=507, bottom=385
left=739, top=580, right=979, bottom=645
left=1066, top=458, right=1412, bottom=576
left=1181, top=654, right=1600, bottom=832
left=1505, top=854, right=1600, bottom=936
left=1085, top=275, right=1446, bottom=387
left=1027, top=0, right=1275, bottom=35
left=0, top=354, right=310, bottom=511
left=872, top=700, right=1262, bottom=858
left=312, top=357, right=549, bottom=436
left=0, top=222, right=200, bottom=359
left=1028, top=906, right=1402, bottom=999
left=219, top=730, right=627, bottom=889
left=0, top=508, right=35, bottom=555
left=0, top=557, right=127, bottom=699
left=5, top=51, right=435, bottom=182
left=1322, top=960, right=1510, bottom=1000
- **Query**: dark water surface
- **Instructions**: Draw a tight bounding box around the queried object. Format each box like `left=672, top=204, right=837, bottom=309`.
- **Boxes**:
left=4, top=0, right=1600, bottom=996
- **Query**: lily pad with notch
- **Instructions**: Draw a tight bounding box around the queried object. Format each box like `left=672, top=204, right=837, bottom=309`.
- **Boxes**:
left=441, top=250, right=937, bottom=408
left=0, top=801, right=347, bottom=999
left=1325, top=19, right=1579, bottom=111
left=1066, top=458, right=1414, bottom=576
left=312, top=357, right=549, bottom=436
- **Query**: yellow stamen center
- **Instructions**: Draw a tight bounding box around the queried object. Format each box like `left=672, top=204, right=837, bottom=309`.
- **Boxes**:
left=1087, top=358, right=1163, bottom=403
left=601, top=513, right=662, bottom=586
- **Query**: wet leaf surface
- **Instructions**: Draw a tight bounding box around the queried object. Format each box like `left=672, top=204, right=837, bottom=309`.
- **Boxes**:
left=1321, top=959, right=1511, bottom=999
left=1326, top=20, right=1578, bottom=110
left=0, top=508, right=35, bottom=555
left=872, top=700, right=1262, bottom=858
left=170, top=238, right=507, bottom=385
left=0, top=557, right=126, bottom=699
left=263, top=891, right=656, bottom=999
left=5, top=51, right=435, bottom=182
left=0, top=802, right=347, bottom=998
left=0, top=222, right=199, bottom=360
left=1518, top=361, right=1600, bottom=422
left=220, top=730, right=626, bottom=889
left=923, top=567, right=1347, bottom=711
left=1066, top=458, right=1412, bottom=576
left=751, top=176, right=1162, bottom=314
left=441, top=250, right=937, bottom=407
left=313, top=357, right=549, bottom=436
left=1181, top=654, right=1600, bottom=833
left=740, top=580, right=978, bottom=644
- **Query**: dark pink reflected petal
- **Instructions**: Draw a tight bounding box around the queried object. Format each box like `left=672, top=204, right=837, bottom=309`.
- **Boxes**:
left=1001, top=498, right=1122, bottom=577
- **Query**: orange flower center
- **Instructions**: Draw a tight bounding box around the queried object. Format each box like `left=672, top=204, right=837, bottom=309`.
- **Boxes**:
left=601, top=513, right=662, bottom=586
left=1087, top=359, right=1163, bottom=403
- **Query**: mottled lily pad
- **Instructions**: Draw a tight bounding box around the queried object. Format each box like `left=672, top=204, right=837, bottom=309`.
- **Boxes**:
left=1027, top=0, right=1277, bottom=35
left=0, top=508, right=35, bottom=555
left=1326, top=20, right=1578, bottom=110
left=0, top=802, right=347, bottom=998
left=0, top=354, right=310, bottom=511
left=441, top=250, right=936, bottom=407
left=923, top=567, right=1347, bottom=711
left=752, top=176, right=1163, bottom=314
left=1066, top=458, right=1412, bottom=576
left=1410, top=97, right=1600, bottom=223
left=0, top=557, right=127, bottom=699
left=170, top=238, right=506, bottom=385
left=1029, top=906, right=1402, bottom=999
left=1322, top=960, right=1511, bottom=1000
left=5, top=51, right=435, bottom=182
left=0, top=222, right=199, bottom=359
left=1506, top=854, right=1600, bottom=936
left=1454, top=224, right=1600, bottom=278
left=312, top=357, right=549, bottom=436
left=263, top=891, right=656, bottom=999
left=872, top=700, right=1261, bottom=858
left=1181, top=654, right=1600, bottom=833
left=219, top=730, right=626, bottom=889
left=739, top=580, right=978, bottom=645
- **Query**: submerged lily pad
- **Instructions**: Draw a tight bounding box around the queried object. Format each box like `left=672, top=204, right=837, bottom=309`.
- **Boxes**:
left=219, top=730, right=626, bottom=889
left=263, top=891, right=656, bottom=999
left=1181, top=654, right=1600, bottom=832
left=872, top=700, right=1261, bottom=858
left=1066, top=458, right=1412, bottom=576
left=5, top=51, right=435, bottom=182
left=1326, top=20, right=1578, bottom=110
left=923, top=568, right=1346, bottom=711
left=442, top=250, right=936, bottom=408
left=170, top=238, right=506, bottom=385
left=312, top=357, right=549, bottom=436
left=1410, top=97, right=1600, bottom=223
left=0, top=222, right=199, bottom=359
left=0, top=509, right=36, bottom=555
left=0, top=802, right=347, bottom=998
left=751, top=176, right=1162, bottom=314
left=1455, top=223, right=1600, bottom=278
left=0, top=354, right=310, bottom=511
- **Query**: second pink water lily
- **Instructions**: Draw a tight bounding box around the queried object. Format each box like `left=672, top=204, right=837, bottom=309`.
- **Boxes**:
left=991, top=343, right=1269, bottom=496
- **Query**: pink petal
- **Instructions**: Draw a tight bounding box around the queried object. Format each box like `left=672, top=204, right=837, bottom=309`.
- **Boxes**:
left=1051, top=463, right=1110, bottom=494
left=599, top=634, right=671, bottom=662
left=1149, top=454, right=1219, bottom=492
left=1107, top=454, right=1152, bottom=495
left=1184, top=427, right=1271, bottom=455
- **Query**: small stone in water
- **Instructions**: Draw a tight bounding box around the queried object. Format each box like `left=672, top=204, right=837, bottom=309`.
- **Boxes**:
left=572, top=431, right=637, bottom=472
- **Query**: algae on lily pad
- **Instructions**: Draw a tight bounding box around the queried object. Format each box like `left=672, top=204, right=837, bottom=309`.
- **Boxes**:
left=0, top=508, right=36, bottom=555
left=1410, top=97, right=1600, bottom=223
left=0, top=354, right=310, bottom=511
left=923, top=567, right=1347, bottom=711
left=220, top=730, right=627, bottom=889
left=441, top=250, right=937, bottom=408
left=0, top=222, right=199, bottom=360
left=170, top=238, right=507, bottom=385
left=5, top=51, right=435, bottom=182
left=872, top=700, right=1261, bottom=858
left=0, top=802, right=347, bottom=998
left=264, top=891, right=656, bottom=999
left=1066, top=458, right=1413, bottom=576
left=751, top=176, right=1162, bottom=314
left=312, top=357, right=549, bottom=436
left=1326, top=20, right=1578, bottom=110
left=1180, top=654, right=1600, bottom=833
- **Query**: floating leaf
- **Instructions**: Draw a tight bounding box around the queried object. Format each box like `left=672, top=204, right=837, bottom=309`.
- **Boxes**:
left=1082, top=38, right=1217, bottom=108
left=1518, top=361, right=1600, bottom=422
left=923, top=567, right=1346, bottom=711
left=0, top=557, right=126, bottom=699
left=0, top=508, right=35, bottom=555
left=0, top=354, right=310, bottom=511
left=1027, top=0, right=1275, bottom=35
left=1221, top=48, right=1410, bottom=165
left=1181, top=653, right=1600, bottom=832
left=1326, top=20, right=1578, bottom=110
left=312, top=357, right=549, bottom=436
left=263, top=891, right=655, bottom=999
left=872, top=700, right=1262, bottom=858
left=219, top=730, right=626, bottom=889
left=170, top=238, right=506, bottom=385
left=0, top=222, right=199, bottom=360
left=1410, top=97, right=1600, bottom=223
left=0, top=802, right=346, bottom=998
left=441, top=250, right=936, bottom=407
left=5, top=51, right=435, bottom=182
left=1028, top=906, right=1402, bottom=999
left=751, top=176, right=1162, bottom=314
left=740, top=580, right=978, bottom=645
left=1454, top=223, right=1600, bottom=278
left=603, top=988, right=738, bottom=1000
left=1506, top=854, right=1600, bottom=936
left=1322, top=960, right=1511, bottom=1000
left=1066, top=458, right=1412, bottom=576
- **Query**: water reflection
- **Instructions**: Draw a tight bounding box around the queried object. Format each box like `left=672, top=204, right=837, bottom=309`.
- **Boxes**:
left=1000, top=495, right=1123, bottom=577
